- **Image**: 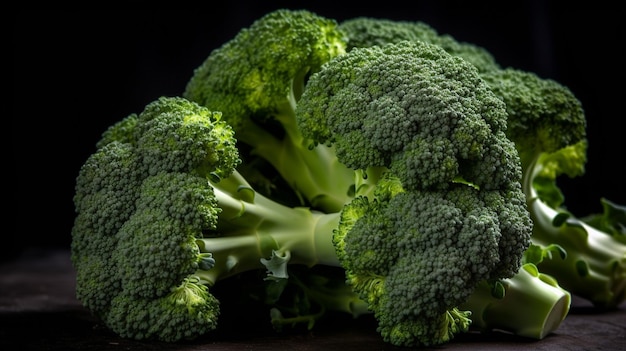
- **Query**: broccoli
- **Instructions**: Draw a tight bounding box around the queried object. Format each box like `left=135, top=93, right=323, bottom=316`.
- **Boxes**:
left=481, top=68, right=626, bottom=308
left=179, top=9, right=573, bottom=346
left=71, top=94, right=561, bottom=346
left=294, top=40, right=539, bottom=347
left=183, top=9, right=355, bottom=212
left=71, top=96, right=353, bottom=342
left=71, top=93, right=566, bottom=347
left=72, top=9, right=586, bottom=348
left=335, top=14, right=626, bottom=309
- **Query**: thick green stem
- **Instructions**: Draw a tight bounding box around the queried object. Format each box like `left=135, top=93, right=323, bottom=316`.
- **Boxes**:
left=196, top=172, right=341, bottom=285
left=354, top=166, right=389, bottom=199
left=460, top=264, right=571, bottom=339
left=232, top=116, right=355, bottom=213
left=529, top=196, right=626, bottom=308
left=524, top=154, right=626, bottom=308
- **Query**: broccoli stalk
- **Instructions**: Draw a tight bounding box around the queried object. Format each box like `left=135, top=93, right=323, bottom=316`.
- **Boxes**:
left=461, top=263, right=571, bottom=339
left=522, top=149, right=626, bottom=308
left=193, top=169, right=344, bottom=286
left=482, top=68, right=626, bottom=309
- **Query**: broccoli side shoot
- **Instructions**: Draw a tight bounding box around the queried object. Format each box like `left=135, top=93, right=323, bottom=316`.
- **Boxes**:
left=183, top=8, right=355, bottom=212
left=298, top=41, right=533, bottom=347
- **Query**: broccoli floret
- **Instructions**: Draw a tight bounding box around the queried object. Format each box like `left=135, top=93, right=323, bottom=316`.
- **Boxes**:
left=297, top=41, right=534, bottom=346
left=338, top=16, right=501, bottom=73
left=333, top=175, right=533, bottom=346
left=482, top=68, right=626, bottom=308
left=297, top=40, right=517, bottom=194
left=71, top=96, right=349, bottom=342
left=183, top=9, right=355, bottom=212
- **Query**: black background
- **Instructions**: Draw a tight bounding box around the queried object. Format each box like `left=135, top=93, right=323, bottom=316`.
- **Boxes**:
left=11, top=2, right=625, bottom=258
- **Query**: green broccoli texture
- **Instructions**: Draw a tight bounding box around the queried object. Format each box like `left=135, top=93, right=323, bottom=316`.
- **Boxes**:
left=337, top=14, right=626, bottom=310
left=70, top=8, right=623, bottom=349
left=338, top=16, right=501, bottom=74
left=297, top=40, right=534, bottom=346
left=71, top=96, right=347, bottom=341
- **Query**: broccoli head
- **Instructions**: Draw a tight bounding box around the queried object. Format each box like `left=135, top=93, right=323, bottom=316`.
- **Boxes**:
left=71, top=96, right=235, bottom=340
left=184, top=9, right=346, bottom=121
left=297, top=40, right=519, bottom=193
left=184, top=9, right=355, bottom=212
left=71, top=96, right=348, bottom=341
left=298, top=41, right=533, bottom=346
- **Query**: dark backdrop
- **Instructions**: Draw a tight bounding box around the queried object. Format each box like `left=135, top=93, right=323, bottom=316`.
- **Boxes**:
left=11, top=2, right=625, bottom=259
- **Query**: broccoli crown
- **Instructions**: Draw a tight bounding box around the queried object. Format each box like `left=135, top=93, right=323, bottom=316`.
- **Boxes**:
left=481, top=68, right=587, bottom=160
left=71, top=96, right=238, bottom=341
left=338, top=17, right=501, bottom=73
left=334, top=176, right=532, bottom=346
left=183, top=8, right=347, bottom=130
left=297, top=40, right=520, bottom=192
left=308, top=41, right=534, bottom=346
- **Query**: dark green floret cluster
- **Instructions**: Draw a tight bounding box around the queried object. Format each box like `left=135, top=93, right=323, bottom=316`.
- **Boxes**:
left=71, top=8, right=624, bottom=348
